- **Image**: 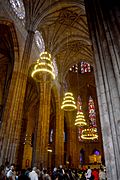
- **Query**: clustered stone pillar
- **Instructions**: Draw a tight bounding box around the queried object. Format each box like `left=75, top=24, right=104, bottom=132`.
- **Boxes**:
left=85, top=0, right=120, bottom=179
left=22, top=110, right=34, bottom=169
left=0, top=30, right=35, bottom=165
left=67, top=112, right=78, bottom=168
left=54, top=99, right=64, bottom=167
left=33, top=78, right=52, bottom=168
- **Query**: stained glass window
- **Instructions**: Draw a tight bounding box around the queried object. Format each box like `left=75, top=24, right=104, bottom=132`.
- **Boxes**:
left=64, top=132, right=67, bottom=142
left=69, top=64, right=78, bottom=73
left=34, top=31, right=45, bottom=53
left=10, top=0, right=25, bottom=19
left=69, top=62, right=92, bottom=73
left=77, top=95, right=82, bottom=112
left=88, top=96, right=96, bottom=127
left=78, top=127, right=83, bottom=142
left=81, top=62, right=91, bottom=74
left=50, top=129, right=53, bottom=143
left=78, top=96, right=98, bottom=142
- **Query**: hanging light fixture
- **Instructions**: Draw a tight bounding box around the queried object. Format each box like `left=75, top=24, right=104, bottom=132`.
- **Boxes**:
left=61, top=33, right=77, bottom=111
left=31, top=51, right=55, bottom=81
left=74, top=95, right=87, bottom=127
left=75, top=111, right=87, bottom=126
left=61, top=92, right=77, bottom=111
left=81, top=127, right=98, bottom=140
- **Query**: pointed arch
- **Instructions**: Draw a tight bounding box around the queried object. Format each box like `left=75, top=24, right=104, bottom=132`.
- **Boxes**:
left=0, top=18, right=19, bottom=63
left=0, top=19, right=19, bottom=122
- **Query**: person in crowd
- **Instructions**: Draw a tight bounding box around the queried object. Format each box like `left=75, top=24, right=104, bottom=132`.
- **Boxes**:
left=37, top=169, right=43, bottom=180
left=42, top=169, right=51, bottom=180
left=18, top=169, right=30, bottom=180
left=85, top=166, right=92, bottom=180
left=57, top=165, right=64, bottom=180
left=52, top=167, right=58, bottom=180
left=59, top=165, right=64, bottom=175
left=0, top=165, right=5, bottom=180
left=29, top=167, right=38, bottom=180
left=99, top=168, right=106, bottom=180
left=81, top=166, right=87, bottom=172
left=80, top=171, right=86, bottom=180
left=25, top=168, right=31, bottom=178
left=4, top=162, right=10, bottom=176
left=71, top=170, right=76, bottom=180
left=36, top=169, right=41, bottom=180
left=7, top=165, right=16, bottom=180
left=92, top=168, right=98, bottom=180
left=68, top=169, right=74, bottom=180
left=63, top=169, right=70, bottom=180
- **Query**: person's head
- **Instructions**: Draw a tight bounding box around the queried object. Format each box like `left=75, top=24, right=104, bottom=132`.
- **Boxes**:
left=53, top=167, right=57, bottom=172
left=43, top=169, right=47, bottom=174
left=59, top=165, right=62, bottom=169
left=10, top=165, right=15, bottom=171
left=88, top=166, right=90, bottom=169
left=33, top=167, right=37, bottom=172
left=27, top=168, right=32, bottom=172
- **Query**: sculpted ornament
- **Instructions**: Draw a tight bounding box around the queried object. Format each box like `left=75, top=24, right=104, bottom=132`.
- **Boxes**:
left=58, top=9, right=78, bottom=25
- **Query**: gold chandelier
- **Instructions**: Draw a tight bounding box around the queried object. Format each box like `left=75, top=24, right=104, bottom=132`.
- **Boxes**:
left=81, top=127, right=98, bottom=140
left=61, top=92, right=77, bottom=111
left=31, top=51, right=55, bottom=81
left=74, top=111, right=87, bottom=127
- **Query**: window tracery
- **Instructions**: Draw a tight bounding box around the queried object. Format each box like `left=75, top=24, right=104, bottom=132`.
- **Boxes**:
left=34, top=31, right=45, bottom=53
left=9, top=0, right=25, bottom=19
left=69, top=64, right=78, bottom=73
left=81, top=62, right=91, bottom=73
left=69, top=62, right=91, bottom=73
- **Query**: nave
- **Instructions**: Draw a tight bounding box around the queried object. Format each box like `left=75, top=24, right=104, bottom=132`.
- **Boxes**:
left=0, top=0, right=120, bottom=179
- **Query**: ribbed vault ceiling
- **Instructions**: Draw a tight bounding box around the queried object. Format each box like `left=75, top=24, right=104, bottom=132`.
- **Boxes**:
left=23, top=0, right=93, bottom=78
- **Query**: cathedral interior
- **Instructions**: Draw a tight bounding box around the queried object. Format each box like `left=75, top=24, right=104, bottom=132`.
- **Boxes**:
left=0, top=0, right=120, bottom=179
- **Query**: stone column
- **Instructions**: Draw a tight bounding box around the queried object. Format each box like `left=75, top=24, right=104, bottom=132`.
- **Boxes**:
left=85, top=0, right=120, bottom=179
left=33, top=78, right=52, bottom=168
left=22, top=110, right=35, bottom=169
left=0, top=30, right=35, bottom=165
left=54, top=99, right=64, bottom=167
left=67, top=112, right=78, bottom=168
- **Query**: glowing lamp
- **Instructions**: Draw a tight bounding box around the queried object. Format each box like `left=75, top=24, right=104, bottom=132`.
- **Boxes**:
left=81, top=127, right=98, bottom=140
left=74, top=111, right=87, bottom=127
left=61, top=92, right=77, bottom=111
left=31, top=51, right=55, bottom=81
